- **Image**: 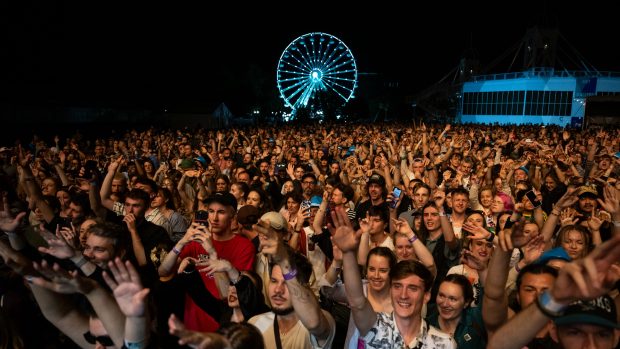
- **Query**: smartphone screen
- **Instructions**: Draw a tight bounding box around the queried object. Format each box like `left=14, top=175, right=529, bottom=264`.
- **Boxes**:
left=390, top=187, right=402, bottom=209
left=525, top=190, right=541, bottom=208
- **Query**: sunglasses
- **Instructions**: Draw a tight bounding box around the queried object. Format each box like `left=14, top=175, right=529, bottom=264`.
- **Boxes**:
left=83, top=331, right=114, bottom=346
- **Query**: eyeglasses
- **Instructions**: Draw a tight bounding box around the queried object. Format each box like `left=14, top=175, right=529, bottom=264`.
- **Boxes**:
left=302, top=181, right=315, bottom=185
left=83, top=331, right=114, bottom=346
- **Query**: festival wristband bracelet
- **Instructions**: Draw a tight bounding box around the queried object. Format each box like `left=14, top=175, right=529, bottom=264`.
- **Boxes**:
left=71, top=254, right=88, bottom=268
left=408, top=234, right=418, bottom=243
left=283, top=268, right=298, bottom=281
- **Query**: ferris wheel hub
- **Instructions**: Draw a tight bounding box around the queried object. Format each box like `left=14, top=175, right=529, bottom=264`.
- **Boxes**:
left=311, top=70, right=322, bottom=81
left=276, top=32, right=358, bottom=113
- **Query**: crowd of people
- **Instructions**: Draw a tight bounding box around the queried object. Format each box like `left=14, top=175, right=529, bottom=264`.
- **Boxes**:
left=0, top=121, right=619, bottom=349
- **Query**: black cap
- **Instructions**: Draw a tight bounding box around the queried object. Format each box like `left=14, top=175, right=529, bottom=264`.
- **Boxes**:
left=554, top=295, right=619, bottom=329
left=203, top=191, right=238, bottom=213
left=367, top=173, right=386, bottom=186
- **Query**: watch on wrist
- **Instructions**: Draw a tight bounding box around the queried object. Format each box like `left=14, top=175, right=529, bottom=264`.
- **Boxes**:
left=536, top=290, right=568, bottom=318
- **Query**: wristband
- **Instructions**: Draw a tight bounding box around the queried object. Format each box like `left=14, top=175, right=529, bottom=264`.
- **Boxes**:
left=124, top=338, right=147, bottom=349
left=74, top=256, right=88, bottom=268
left=282, top=268, right=298, bottom=281
left=408, top=235, right=418, bottom=244
left=486, top=232, right=495, bottom=243
left=535, top=290, right=568, bottom=318
left=171, top=246, right=182, bottom=255
left=515, top=262, right=522, bottom=273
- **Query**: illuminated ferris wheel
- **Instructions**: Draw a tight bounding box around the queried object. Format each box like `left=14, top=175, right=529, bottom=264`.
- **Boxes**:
left=276, top=32, right=358, bottom=112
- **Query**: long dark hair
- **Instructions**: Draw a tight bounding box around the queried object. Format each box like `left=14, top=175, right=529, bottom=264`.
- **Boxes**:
left=365, top=247, right=397, bottom=274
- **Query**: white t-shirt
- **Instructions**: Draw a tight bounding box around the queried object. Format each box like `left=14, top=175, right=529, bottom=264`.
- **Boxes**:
left=249, top=311, right=335, bottom=349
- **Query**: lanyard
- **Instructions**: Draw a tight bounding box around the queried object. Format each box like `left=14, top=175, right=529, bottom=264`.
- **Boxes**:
left=273, top=314, right=283, bottom=349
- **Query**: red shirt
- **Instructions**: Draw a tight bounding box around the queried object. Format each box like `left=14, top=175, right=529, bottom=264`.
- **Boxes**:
left=179, top=234, right=255, bottom=332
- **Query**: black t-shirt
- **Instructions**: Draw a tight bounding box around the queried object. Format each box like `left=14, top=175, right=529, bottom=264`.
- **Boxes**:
left=355, top=200, right=387, bottom=221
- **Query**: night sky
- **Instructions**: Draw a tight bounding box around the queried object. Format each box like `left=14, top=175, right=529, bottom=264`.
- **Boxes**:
left=4, top=1, right=619, bottom=116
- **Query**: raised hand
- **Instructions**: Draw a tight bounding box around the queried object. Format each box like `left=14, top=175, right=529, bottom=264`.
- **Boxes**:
left=597, top=184, right=619, bottom=217
left=555, top=187, right=579, bottom=209
left=521, top=235, right=545, bottom=265
left=31, top=260, right=97, bottom=294
left=177, top=257, right=198, bottom=274
left=197, top=257, right=232, bottom=277
left=358, top=212, right=371, bottom=234
left=498, top=219, right=532, bottom=251
left=0, top=239, right=35, bottom=275
left=463, top=222, right=492, bottom=240
left=58, top=224, right=79, bottom=250
left=0, top=193, right=26, bottom=232
left=329, top=206, right=361, bottom=253
left=188, top=224, right=214, bottom=253
left=103, top=258, right=150, bottom=318
left=254, top=219, right=283, bottom=259
left=38, top=224, right=77, bottom=259
left=108, top=156, right=123, bottom=173
left=587, top=214, right=603, bottom=232
left=551, top=234, right=620, bottom=303
left=168, top=314, right=229, bottom=348
left=559, top=208, right=580, bottom=227
left=391, top=217, right=414, bottom=235
left=433, top=189, right=446, bottom=209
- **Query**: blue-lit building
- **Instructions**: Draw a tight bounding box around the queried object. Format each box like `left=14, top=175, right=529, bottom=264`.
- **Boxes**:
left=414, top=26, right=620, bottom=127
left=458, top=69, right=620, bottom=126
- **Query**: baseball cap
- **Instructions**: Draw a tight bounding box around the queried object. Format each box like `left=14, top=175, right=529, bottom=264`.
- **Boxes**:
left=533, top=247, right=571, bottom=265
left=367, top=173, right=386, bottom=187
left=237, top=205, right=260, bottom=226
left=554, top=295, right=619, bottom=329
left=310, top=195, right=323, bottom=208
left=517, top=166, right=530, bottom=176
left=260, top=211, right=288, bottom=231
left=194, top=156, right=207, bottom=167
left=203, top=191, right=237, bottom=212
left=179, top=158, right=195, bottom=170
left=576, top=185, right=598, bottom=198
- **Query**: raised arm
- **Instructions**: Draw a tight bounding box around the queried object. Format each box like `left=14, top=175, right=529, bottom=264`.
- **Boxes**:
left=255, top=219, right=334, bottom=344
left=488, top=233, right=620, bottom=349
left=483, top=220, right=532, bottom=334
left=103, top=258, right=151, bottom=348
left=539, top=188, right=578, bottom=243
left=31, top=260, right=125, bottom=348
left=392, top=218, right=437, bottom=278
left=100, top=156, right=123, bottom=211
left=330, top=206, right=377, bottom=336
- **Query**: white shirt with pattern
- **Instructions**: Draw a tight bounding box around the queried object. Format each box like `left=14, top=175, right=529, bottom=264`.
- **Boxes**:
left=362, top=312, right=455, bottom=349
